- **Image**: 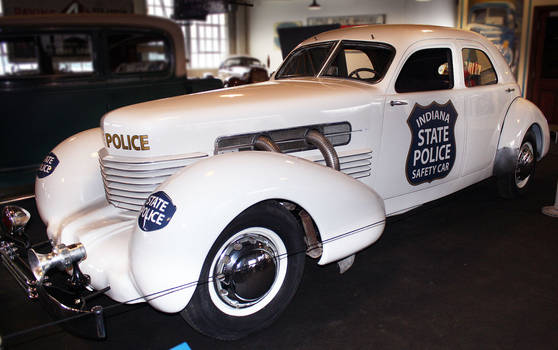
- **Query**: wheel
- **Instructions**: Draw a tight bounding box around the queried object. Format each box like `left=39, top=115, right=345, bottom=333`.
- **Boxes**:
left=497, top=130, right=537, bottom=198
left=348, top=67, right=377, bottom=80
left=181, top=201, right=305, bottom=340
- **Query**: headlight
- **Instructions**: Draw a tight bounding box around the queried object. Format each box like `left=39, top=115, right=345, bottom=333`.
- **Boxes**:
left=1, top=205, right=31, bottom=237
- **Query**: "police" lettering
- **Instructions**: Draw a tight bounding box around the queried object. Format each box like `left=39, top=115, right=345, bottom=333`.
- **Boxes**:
left=105, top=133, right=150, bottom=151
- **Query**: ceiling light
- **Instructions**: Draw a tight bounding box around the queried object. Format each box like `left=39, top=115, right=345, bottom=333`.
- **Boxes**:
left=308, top=0, right=321, bottom=10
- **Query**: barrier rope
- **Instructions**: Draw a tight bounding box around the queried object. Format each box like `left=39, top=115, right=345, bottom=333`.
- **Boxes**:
left=1, top=218, right=386, bottom=343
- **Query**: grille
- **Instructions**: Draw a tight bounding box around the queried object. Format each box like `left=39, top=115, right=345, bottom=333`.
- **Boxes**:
left=313, top=148, right=373, bottom=179
left=99, top=148, right=208, bottom=211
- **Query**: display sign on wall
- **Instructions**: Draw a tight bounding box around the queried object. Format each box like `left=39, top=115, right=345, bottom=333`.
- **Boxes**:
left=307, top=14, right=386, bottom=26
left=173, top=0, right=227, bottom=21
left=463, top=0, right=522, bottom=76
left=2, top=0, right=134, bottom=15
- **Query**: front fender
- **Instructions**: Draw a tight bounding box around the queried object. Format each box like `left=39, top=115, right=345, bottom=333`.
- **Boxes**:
left=130, top=151, right=385, bottom=313
left=35, top=128, right=105, bottom=242
left=494, top=98, right=550, bottom=176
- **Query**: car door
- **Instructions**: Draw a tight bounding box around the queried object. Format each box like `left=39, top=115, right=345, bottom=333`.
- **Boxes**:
left=457, top=40, right=515, bottom=176
left=376, top=42, right=467, bottom=213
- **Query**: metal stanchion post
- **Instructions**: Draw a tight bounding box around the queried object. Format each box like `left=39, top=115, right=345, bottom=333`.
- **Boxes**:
left=542, top=179, right=558, bottom=217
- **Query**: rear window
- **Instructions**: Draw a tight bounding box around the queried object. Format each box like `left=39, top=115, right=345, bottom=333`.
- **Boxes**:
left=462, top=48, right=497, bottom=87
left=108, top=32, right=170, bottom=75
left=0, top=33, right=94, bottom=78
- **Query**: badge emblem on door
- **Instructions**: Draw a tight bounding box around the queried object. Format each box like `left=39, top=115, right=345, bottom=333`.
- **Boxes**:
left=406, top=101, right=458, bottom=185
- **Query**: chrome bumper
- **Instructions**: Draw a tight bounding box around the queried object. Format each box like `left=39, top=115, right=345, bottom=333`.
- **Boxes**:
left=0, top=240, right=38, bottom=298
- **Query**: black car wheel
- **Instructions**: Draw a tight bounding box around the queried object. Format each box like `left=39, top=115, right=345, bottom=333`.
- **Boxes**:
left=498, top=130, right=537, bottom=198
left=181, top=201, right=305, bottom=340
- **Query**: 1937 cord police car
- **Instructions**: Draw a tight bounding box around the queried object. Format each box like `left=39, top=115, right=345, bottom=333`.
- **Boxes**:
left=0, top=25, right=550, bottom=340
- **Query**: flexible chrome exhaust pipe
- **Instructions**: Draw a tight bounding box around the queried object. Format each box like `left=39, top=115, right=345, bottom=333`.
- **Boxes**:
left=253, top=135, right=281, bottom=152
left=305, top=129, right=340, bottom=171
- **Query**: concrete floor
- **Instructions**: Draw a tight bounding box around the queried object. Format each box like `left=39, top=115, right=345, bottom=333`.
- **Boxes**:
left=1, top=143, right=557, bottom=350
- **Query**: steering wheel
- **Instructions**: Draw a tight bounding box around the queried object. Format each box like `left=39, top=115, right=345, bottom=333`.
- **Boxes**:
left=348, top=67, right=377, bottom=80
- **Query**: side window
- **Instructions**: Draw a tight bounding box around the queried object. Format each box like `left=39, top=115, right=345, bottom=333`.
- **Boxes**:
left=323, top=42, right=394, bottom=83
left=0, top=33, right=94, bottom=77
left=0, top=37, right=39, bottom=77
left=108, top=32, right=170, bottom=75
left=462, top=48, right=497, bottom=87
left=395, top=48, right=453, bottom=93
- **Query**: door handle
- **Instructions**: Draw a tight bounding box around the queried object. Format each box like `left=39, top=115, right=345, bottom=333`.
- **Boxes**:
left=506, top=88, right=515, bottom=93
left=390, top=100, right=408, bottom=106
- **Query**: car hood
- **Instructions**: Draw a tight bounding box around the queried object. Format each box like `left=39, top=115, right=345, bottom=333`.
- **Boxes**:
left=101, top=78, right=382, bottom=158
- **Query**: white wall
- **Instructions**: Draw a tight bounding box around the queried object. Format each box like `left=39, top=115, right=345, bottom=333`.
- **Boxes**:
left=248, top=0, right=457, bottom=71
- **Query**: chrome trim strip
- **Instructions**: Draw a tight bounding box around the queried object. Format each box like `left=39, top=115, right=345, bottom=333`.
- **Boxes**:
left=0, top=194, right=35, bottom=205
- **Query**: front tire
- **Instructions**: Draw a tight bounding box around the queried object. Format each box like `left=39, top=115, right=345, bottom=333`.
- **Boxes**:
left=181, top=201, right=305, bottom=340
left=497, top=130, right=537, bottom=198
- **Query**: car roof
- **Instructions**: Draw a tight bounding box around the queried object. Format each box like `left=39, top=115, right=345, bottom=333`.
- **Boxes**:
left=0, top=13, right=179, bottom=31
left=293, top=24, right=515, bottom=86
left=299, top=24, right=489, bottom=51
left=224, top=56, right=261, bottom=62
left=0, top=14, right=186, bottom=77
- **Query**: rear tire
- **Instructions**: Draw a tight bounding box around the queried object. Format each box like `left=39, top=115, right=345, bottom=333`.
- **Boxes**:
left=497, top=130, right=537, bottom=198
left=181, top=201, right=305, bottom=340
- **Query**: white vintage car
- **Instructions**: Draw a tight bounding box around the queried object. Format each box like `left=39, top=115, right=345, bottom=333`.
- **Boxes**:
left=1, top=24, right=550, bottom=340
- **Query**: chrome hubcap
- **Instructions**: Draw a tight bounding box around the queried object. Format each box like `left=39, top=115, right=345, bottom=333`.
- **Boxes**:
left=213, top=233, right=279, bottom=309
left=515, top=142, right=535, bottom=189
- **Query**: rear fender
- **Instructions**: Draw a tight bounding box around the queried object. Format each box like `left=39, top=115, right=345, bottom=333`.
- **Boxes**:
left=494, top=98, right=550, bottom=176
left=129, top=151, right=386, bottom=313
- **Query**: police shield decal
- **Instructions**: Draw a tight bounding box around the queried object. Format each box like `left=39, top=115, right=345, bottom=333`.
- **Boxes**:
left=406, top=101, right=458, bottom=185
left=37, top=152, right=60, bottom=178
left=139, top=191, right=177, bottom=231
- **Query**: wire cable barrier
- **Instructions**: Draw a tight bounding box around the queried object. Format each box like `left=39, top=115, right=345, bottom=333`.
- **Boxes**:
left=1, top=219, right=386, bottom=343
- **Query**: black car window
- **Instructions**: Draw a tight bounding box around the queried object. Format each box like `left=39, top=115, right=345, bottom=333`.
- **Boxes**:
left=462, top=48, right=497, bottom=87
left=108, top=31, right=170, bottom=75
left=323, top=41, right=394, bottom=83
left=395, top=48, right=454, bottom=93
left=0, top=33, right=94, bottom=78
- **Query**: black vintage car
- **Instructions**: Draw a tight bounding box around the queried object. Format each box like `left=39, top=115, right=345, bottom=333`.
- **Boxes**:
left=0, top=14, right=222, bottom=200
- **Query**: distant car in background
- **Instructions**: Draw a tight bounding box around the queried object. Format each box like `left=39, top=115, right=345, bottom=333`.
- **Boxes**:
left=218, top=55, right=268, bottom=83
left=0, top=14, right=223, bottom=199
left=223, top=66, right=269, bottom=87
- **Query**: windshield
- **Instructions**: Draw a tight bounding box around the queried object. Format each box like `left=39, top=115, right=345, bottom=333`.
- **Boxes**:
left=275, top=41, right=335, bottom=79
left=275, top=40, right=394, bottom=84
left=322, top=41, right=394, bottom=83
